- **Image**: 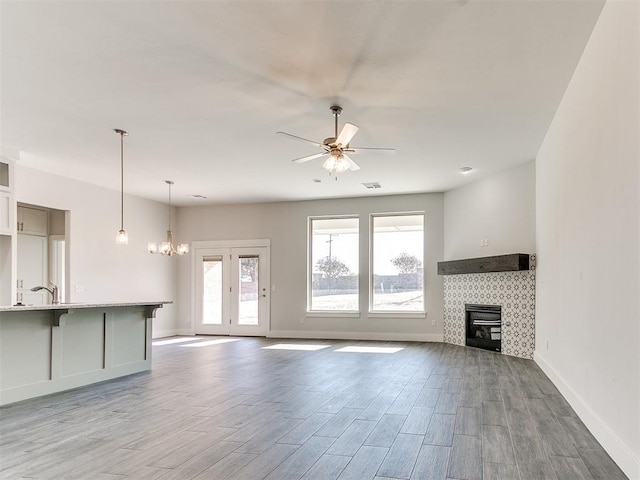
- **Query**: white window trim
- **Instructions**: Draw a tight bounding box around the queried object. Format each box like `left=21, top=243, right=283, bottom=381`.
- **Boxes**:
left=369, top=211, right=426, bottom=315
left=306, top=311, right=361, bottom=318
left=307, top=214, right=359, bottom=314
left=368, top=311, right=426, bottom=319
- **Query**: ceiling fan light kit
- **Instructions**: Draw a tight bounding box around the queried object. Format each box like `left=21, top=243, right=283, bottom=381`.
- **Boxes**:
left=277, top=105, right=395, bottom=177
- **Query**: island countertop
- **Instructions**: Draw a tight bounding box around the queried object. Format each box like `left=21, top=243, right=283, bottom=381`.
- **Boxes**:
left=0, top=301, right=172, bottom=313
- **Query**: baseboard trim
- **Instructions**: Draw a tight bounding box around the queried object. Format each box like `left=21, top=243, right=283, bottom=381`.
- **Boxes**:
left=174, top=328, right=195, bottom=336
left=268, top=330, right=444, bottom=343
left=534, top=351, right=640, bottom=480
left=152, top=328, right=178, bottom=339
left=152, top=328, right=194, bottom=339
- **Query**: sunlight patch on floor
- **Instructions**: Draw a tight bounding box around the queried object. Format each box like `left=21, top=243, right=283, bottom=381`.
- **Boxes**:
left=180, top=338, right=242, bottom=348
left=334, top=346, right=404, bottom=354
left=263, top=344, right=330, bottom=351
left=152, top=337, right=199, bottom=346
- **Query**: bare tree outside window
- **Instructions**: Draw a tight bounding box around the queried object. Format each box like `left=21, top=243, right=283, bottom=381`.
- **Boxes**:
left=316, top=256, right=351, bottom=278
left=390, top=252, right=422, bottom=274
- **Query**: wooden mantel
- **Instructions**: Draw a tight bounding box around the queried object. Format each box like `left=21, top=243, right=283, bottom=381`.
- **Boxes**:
left=437, top=254, right=530, bottom=275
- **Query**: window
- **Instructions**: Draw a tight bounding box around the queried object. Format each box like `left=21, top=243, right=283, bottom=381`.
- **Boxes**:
left=309, top=216, right=359, bottom=311
left=371, top=213, right=424, bottom=312
left=202, top=255, right=223, bottom=324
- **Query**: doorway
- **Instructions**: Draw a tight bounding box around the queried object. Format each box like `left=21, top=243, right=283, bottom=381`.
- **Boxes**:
left=193, top=241, right=270, bottom=336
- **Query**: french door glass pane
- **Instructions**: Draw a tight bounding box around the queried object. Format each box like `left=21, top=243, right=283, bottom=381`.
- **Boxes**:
left=238, top=255, right=259, bottom=325
left=372, top=214, right=424, bottom=311
left=310, top=217, right=359, bottom=311
left=202, top=256, right=223, bottom=324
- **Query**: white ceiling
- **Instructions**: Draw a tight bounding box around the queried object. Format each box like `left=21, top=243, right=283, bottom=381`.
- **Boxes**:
left=1, top=1, right=604, bottom=206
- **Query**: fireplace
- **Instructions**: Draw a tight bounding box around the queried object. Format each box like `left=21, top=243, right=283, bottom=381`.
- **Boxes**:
left=465, top=304, right=502, bottom=352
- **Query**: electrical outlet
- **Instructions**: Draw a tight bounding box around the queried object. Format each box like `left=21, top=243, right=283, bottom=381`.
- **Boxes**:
left=75, top=285, right=84, bottom=293
left=546, top=340, right=549, bottom=350
left=431, top=319, right=436, bottom=327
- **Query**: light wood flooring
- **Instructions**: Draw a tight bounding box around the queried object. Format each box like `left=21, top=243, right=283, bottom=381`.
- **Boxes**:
left=0, top=337, right=628, bottom=480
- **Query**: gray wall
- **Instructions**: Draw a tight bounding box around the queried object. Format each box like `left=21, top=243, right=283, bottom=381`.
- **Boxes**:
left=444, top=160, right=536, bottom=260
left=535, top=2, right=639, bottom=477
left=177, top=193, right=444, bottom=341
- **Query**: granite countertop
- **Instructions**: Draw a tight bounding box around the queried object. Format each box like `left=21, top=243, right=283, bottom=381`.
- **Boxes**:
left=0, top=301, right=172, bottom=313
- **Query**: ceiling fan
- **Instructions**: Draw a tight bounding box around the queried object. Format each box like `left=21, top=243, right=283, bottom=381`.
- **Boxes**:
left=277, top=105, right=395, bottom=175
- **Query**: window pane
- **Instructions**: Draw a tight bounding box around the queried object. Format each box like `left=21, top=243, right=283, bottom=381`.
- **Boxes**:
left=238, top=255, right=259, bottom=325
left=202, top=256, right=223, bottom=324
left=372, top=214, right=424, bottom=311
left=310, top=217, right=359, bottom=311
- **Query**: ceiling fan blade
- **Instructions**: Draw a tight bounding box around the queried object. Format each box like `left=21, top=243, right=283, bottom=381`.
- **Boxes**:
left=335, top=123, right=359, bottom=147
left=277, top=131, right=323, bottom=148
left=291, top=152, right=327, bottom=164
left=344, top=147, right=396, bottom=154
left=343, top=154, right=360, bottom=171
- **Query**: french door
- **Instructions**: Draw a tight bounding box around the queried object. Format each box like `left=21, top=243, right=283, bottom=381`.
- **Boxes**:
left=194, top=244, right=270, bottom=336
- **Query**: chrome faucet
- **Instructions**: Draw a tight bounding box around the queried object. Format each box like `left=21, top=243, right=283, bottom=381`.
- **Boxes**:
left=31, top=282, right=61, bottom=305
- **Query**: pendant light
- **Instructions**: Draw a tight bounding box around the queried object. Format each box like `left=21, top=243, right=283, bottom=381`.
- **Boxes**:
left=148, top=180, right=189, bottom=256
left=114, top=128, right=128, bottom=245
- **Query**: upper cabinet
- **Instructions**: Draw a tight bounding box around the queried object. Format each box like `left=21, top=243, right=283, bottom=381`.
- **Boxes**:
left=0, top=159, right=14, bottom=236
left=0, top=192, right=12, bottom=235
left=0, top=160, right=10, bottom=191
left=17, top=206, right=48, bottom=236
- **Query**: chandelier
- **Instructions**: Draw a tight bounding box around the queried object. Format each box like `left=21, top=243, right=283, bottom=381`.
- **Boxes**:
left=147, top=180, right=189, bottom=256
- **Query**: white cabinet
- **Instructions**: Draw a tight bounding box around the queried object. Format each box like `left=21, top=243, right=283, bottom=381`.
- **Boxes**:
left=0, top=159, right=14, bottom=236
left=0, top=160, right=11, bottom=191
left=0, top=192, right=13, bottom=235
left=16, top=234, right=48, bottom=305
left=17, top=206, right=48, bottom=236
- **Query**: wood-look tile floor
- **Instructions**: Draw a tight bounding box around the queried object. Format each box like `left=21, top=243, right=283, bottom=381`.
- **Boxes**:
left=0, top=337, right=628, bottom=480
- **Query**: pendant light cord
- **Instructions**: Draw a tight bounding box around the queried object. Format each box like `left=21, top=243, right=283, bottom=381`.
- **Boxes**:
left=168, top=181, right=172, bottom=231
left=120, top=132, right=124, bottom=231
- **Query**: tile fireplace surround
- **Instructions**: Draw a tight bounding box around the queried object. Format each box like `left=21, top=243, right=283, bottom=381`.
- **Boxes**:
left=443, top=255, right=536, bottom=359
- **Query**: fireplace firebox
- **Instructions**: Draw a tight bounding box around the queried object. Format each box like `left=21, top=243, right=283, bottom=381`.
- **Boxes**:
left=465, top=304, right=501, bottom=352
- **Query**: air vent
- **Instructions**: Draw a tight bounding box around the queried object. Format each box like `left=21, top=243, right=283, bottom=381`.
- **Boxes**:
left=189, top=194, right=208, bottom=199
left=362, top=182, right=382, bottom=189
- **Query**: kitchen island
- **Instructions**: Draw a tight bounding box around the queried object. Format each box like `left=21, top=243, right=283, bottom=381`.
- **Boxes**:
left=0, top=301, right=170, bottom=406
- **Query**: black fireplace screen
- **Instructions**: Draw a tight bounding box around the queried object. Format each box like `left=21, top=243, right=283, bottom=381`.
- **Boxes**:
left=465, top=304, right=501, bottom=352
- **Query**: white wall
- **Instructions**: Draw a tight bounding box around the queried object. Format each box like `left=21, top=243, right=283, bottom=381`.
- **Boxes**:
left=535, top=2, right=639, bottom=478
left=177, top=193, right=444, bottom=341
left=14, top=165, right=180, bottom=337
left=444, top=160, right=536, bottom=260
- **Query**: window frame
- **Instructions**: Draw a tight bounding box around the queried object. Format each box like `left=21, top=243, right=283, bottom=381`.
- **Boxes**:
left=307, top=214, right=360, bottom=314
left=369, top=211, right=426, bottom=317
